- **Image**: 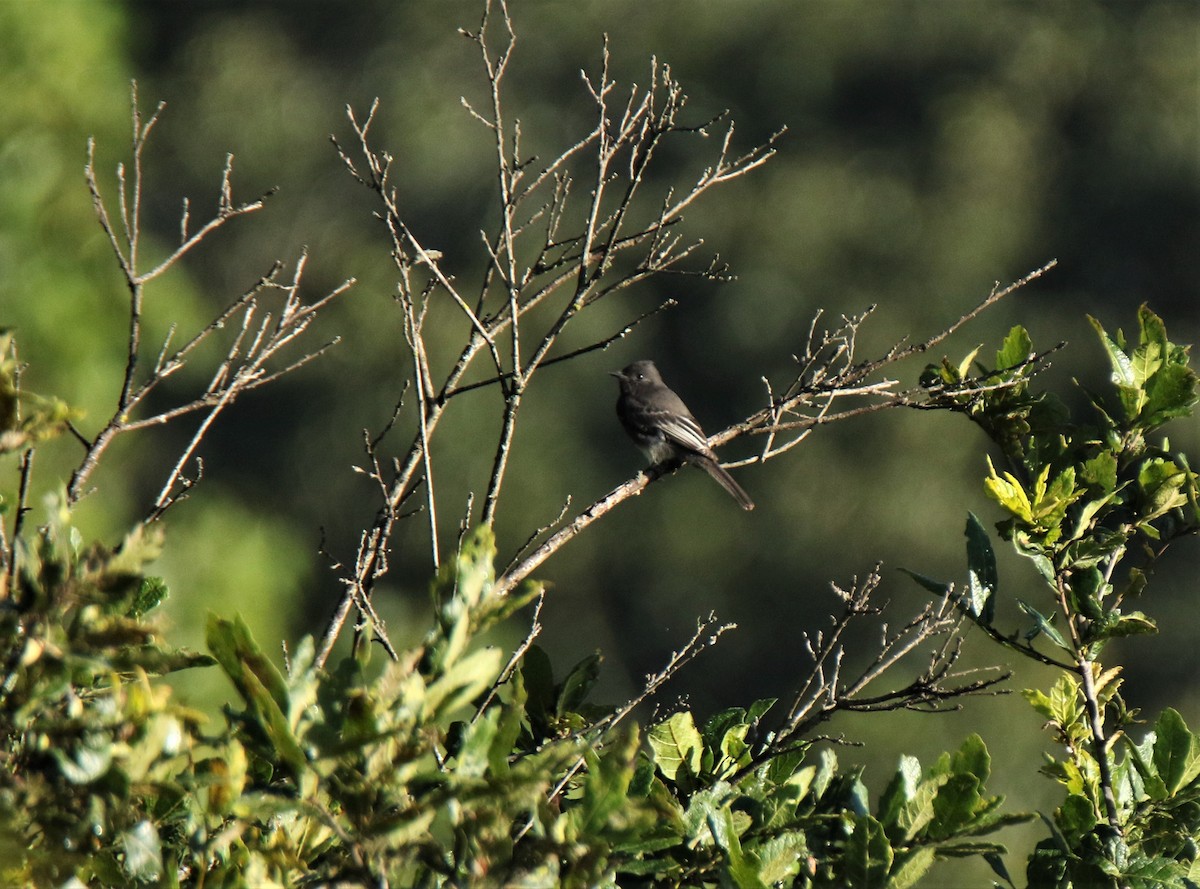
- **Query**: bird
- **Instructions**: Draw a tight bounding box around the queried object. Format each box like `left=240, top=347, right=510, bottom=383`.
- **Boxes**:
left=610, top=359, right=755, bottom=510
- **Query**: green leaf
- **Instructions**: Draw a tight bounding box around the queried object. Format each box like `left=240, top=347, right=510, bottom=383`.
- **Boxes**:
left=557, top=651, right=602, bottom=715
left=127, top=576, right=169, bottom=618
left=1055, top=793, right=1097, bottom=841
left=784, top=762, right=817, bottom=800
left=1113, top=854, right=1190, bottom=889
left=877, top=754, right=922, bottom=829
left=1137, top=305, right=1199, bottom=423
left=1080, top=450, right=1119, bottom=493
left=206, top=613, right=291, bottom=716
left=1137, top=303, right=1169, bottom=350
left=704, top=701, right=772, bottom=777
left=708, top=807, right=769, bottom=889
left=1023, top=673, right=1082, bottom=727
left=490, top=683, right=525, bottom=777
left=1143, top=362, right=1199, bottom=427
left=996, top=325, right=1034, bottom=371
left=1137, top=457, right=1190, bottom=520
left=206, top=614, right=307, bottom=774
left=1152, top=708, right=1200, bottom=796
left=1089, top=314, right=1137, bottom=388
left=898, top=567, right=951, bottom=597
left=1129, top=339, right=1164, bottom=389
left=754, top=832, right=808, bottom=885
left=520, top=644, right=556, bottom=723
left=1037, top=465, right=1083, bottom=535
left=1106, top=611, right=1158, bottom=638
left=846, top=774, right=871, bottom=817
left=117, top=644, right=216, bottom=675
left=682, top=780, right=738, bottom=841
left=812, top=747, right=839, bottom=800
left=984, top=456, right=1035, bottom=522
left=956, top=344, right=983, bottom=380
left=844, top=815, right=892, bottom=888
left=1016, top=599, right=1069, bottom=651
left=454, top=708, right=499, bottom=778
left=930, top=773, right=983, bottom=838
left=649, top=711, right=704, bottom=782
left=953, top=733, right=991, bottom=784
left=484, top=577, right=544, bottom=624
left=716, top=722, right=750, bottom=777
left=423, top=645, right=504, bottom=721
left=984, top=850, right=1018, bottom=887
left=371, top=808, right=438, bottom=846
left=575, top=726, right=641, bottom=835
left=746, top=697, right=776, bottom=723
left=888, top=846, right=937, bottom=889
left=1069, top=566, right=1108, bottom=620
left=429, top=525, right=503, bottom=668
left=878, top=754, right=940, bottom=842
left=438, top=525, right=498, bottom=611
left=108, top=523, right=165, bottom=577
left=239, top=660, right=308, bottom=774
left=964, top=512, right=997, bottom=622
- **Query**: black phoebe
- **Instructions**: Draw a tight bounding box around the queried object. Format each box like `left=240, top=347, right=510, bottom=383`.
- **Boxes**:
left=611, top=360, right=755, bottom=510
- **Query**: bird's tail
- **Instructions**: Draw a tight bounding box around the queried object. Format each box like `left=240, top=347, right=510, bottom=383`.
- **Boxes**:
left=690, top=455, right=755, bottom=511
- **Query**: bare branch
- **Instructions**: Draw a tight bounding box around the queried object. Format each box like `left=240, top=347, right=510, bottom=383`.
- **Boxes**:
left=0, top=449, right=35, bottom=603
left=517, top=611, right=736, bottom=841
left=723, top=568, right=1010, bottom=782
left=317, top=16, right=782, bottom=659
left=72, top=89, right=351, bottom=518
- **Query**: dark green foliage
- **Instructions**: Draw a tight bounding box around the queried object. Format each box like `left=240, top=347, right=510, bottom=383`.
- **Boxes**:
left=0, top=505, right=1022, bottom=886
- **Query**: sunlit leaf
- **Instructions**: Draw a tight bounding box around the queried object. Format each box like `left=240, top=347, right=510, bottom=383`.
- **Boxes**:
left=649, top=711, right=703, bottom=782
left=1152, top=708, right=1200, bottom=796
left=996, top=325, right=1034, bottom=371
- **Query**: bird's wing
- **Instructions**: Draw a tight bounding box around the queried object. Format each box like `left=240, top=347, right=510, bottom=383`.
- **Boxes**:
left=654, top=409, right=713, bottom=455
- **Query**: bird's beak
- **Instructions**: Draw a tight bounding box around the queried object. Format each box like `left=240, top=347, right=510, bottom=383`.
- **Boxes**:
left=608, top=370, right=623, bottom=379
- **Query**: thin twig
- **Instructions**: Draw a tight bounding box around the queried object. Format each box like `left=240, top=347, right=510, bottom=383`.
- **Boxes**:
left=1, top=450, right=35, bottom=603
left=72, top=87, right=351, bottom=525
left=317, top=21, right=779, bottom=661
left=516, top=612, right=735, bottom=841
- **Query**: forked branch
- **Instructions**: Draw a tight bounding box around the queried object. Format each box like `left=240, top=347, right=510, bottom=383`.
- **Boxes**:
left=71, top=85, right=353, bottom=521
left=317, top=7, right=779, bottom=665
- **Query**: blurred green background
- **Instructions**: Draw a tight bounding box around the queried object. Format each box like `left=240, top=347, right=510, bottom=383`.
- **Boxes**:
left=3, top=1, right=1197, bottom=883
